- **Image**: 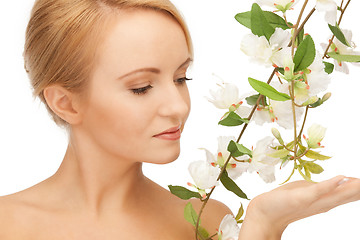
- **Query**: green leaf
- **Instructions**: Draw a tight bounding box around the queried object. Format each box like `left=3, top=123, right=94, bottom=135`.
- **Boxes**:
left=219, top=111, right=249, bottom=127
left=235, top=203, right=244, bottom=222
left=198, top=227, right=210, bottom=239
left=183, top=203, right=210, bottom=239
left=304, top=165, right=312, bottom=179
left=245, top=94, right=268, bottom=106
left=220, top=170, right=249, bottom=200
left=250, top=3, right=275, bottom=41
left=227, top=140, right=253, bottom=158
left=280, top=166, right=296, bottom=184
left=296, top=27, right=305, bottom=46
left=267, top=149, right=290, bottom=158
left=235, top=11, right=252, bottom=29
left=323, top=61, right=334, bottom=74
left=168, top=185, right=201, bottom=200
left=305, top=150, right=332, bottom=160
left=328, top=23, right=351, bottom=47
left=184, top=202, right=200, bottom=227
left=235, top=11, right=290, bottom=30
left=298, top=168, right=314, bottom=182
left=309, top=99, right=323, bottom=108
left=305, top=162, right=324, bottom=174
left=248, top=77, right=291, bottom=101
left=293, top=35, right=316, bottom=72
left=328, top=52, right=360, bottom=62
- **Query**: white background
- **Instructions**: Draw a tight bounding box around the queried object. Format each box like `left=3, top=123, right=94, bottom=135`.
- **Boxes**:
left=0, top=1, right=359, bottom=239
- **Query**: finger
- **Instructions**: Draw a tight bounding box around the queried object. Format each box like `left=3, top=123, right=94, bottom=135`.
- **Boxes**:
left=309, top=177, right=360, bottom=213
left=310, top=175, right=346, bottom=199
left=329, top=177, right=360, bottom=205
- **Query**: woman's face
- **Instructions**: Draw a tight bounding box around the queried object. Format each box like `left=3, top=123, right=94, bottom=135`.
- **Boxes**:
left=76, top=9, right=191, bottom=164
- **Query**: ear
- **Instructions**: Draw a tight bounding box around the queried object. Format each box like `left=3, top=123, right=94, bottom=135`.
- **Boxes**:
left=43, top=85, right=83, bottom=125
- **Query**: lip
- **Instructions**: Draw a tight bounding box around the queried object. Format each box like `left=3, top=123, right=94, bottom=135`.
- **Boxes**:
left=153, top=125, right=181, bottom=141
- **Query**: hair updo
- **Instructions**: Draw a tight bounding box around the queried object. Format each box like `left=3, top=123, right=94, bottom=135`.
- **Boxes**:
left=24, top=0, right=193, bottom=126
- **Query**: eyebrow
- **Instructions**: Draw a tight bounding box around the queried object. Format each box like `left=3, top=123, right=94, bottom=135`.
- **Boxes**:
left=118, top=57, right=193, bottom=80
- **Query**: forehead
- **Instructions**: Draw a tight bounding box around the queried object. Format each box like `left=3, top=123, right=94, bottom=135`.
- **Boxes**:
left=94, top=9, right=190, bottom=74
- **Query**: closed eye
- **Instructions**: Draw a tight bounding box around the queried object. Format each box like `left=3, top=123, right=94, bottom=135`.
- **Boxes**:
left=175, top=77, right=192, bottom=85
left=131, top=85, right=153, bottom=95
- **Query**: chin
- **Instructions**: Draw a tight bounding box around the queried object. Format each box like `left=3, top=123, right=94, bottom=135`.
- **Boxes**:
left=146, top=147, right=181, bottom=165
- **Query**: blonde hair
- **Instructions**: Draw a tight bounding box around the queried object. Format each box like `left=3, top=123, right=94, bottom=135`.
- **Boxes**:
left=24, top=0, right=193, bottom=126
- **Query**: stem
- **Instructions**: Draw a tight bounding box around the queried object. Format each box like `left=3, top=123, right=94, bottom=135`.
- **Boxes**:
left=283, top=13, right=295, bottom=29
left=290, top=81, right=299, bottom=161
left=194, top=1, right=354, bottom=237
left=297, top=8, right=315, bottom=36
left=291, top=0, right=310, bottom=56
left=206, top=233, right=218, bottom=240
left=287, top=7, right=315, bottom=49
left=339, top=0, right=351, bottom=24
left=323, top=0, right=352, bottom=58
left=298, top=106, right=309, bottom=140
left=194, top=69, right=277, bottom=239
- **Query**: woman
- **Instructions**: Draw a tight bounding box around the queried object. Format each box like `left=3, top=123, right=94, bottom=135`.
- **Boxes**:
left=0, top=0, right=359, bottom=239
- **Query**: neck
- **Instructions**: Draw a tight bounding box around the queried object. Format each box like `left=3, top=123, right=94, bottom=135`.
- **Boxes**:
left=49, top=130, right=148, bottom=217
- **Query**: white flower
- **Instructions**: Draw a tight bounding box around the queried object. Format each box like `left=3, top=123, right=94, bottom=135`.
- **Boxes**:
left=256, top=0, right=298, bottom=12
left=307, top=52, right=331, bottom=95
left=322, top=29, right=360, bottom=74
left=202, top=136, right=249, bottom=180
left=188, top=160, right=220, bottom=190
left=305, top=124, right=327, bottom=149
left=241, top=28, right=292, bottom=67
left=291, top=52, right=331, bottom=104
left=316, top=0, right=337, bottom=25
left=253, top=83, right=304, bottom=129
left=206, top=83, right=252, bottom=117
left=206, top=83, right=242, bottom=109
left=218, top=214, right=240, bottom=240
left=248, top=137, right=282, bottom=183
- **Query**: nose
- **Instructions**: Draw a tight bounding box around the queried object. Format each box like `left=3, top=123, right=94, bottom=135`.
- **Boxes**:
left=157, top=82, right=190, bottom=120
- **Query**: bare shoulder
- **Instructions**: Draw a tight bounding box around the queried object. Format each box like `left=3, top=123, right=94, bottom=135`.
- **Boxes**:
left=0, top=194, right=27, bottom=238
left=0, top=189, right=47, bottom=239
left=190, top=198, right=233, bottom=233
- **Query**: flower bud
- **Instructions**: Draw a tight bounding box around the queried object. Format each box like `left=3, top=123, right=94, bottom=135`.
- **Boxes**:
left=321, top=92, right=331, bottom=103
left=271, top=128, right=284, bottom=145
left=302, top=96, right=319, bottom=106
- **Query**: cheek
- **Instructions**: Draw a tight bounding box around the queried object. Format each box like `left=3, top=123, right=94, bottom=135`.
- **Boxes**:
left=82, top=93, right=154, bottom=158
left=182, top=87, right=191, bottom=121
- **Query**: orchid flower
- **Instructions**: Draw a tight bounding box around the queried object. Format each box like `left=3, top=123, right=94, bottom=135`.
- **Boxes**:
left=322, top=29, right=360, bottom=74
left=304, top=123, right=327, bottom=149
left=316, top=0, right=338, bottom=25
left=217, top=214, right=240, bottom=240
left=188, top=161, right=220, bottom=197
left=206, top=83, right=252, bottom=117
left=281, top=51, right=331, bottom=105
left=248, top=137, right=282, bottom=183
left=241, top=28, right=292, bottom=67
left=253, top=83, right=304, bottom=129
left=202, top=136, right=249, bottom=180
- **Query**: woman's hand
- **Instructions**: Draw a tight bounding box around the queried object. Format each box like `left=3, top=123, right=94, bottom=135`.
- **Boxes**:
left=239, top=176, right=360, bottom=240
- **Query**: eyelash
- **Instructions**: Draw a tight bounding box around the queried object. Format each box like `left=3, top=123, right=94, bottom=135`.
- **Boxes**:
left=175, top=77, right=192, bottom=85
left=131, top=85, right=153, bottom=95
left=130, top=77, right=192, bottom=95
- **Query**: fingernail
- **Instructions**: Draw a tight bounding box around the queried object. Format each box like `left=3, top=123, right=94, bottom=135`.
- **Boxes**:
left=338, top=177, right=350, bottom=185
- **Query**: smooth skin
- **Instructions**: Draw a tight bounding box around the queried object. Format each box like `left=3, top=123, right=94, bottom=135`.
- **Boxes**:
left=0, top=9, right=230, bottom=240
left=0, top=7, right=359, bottom=240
